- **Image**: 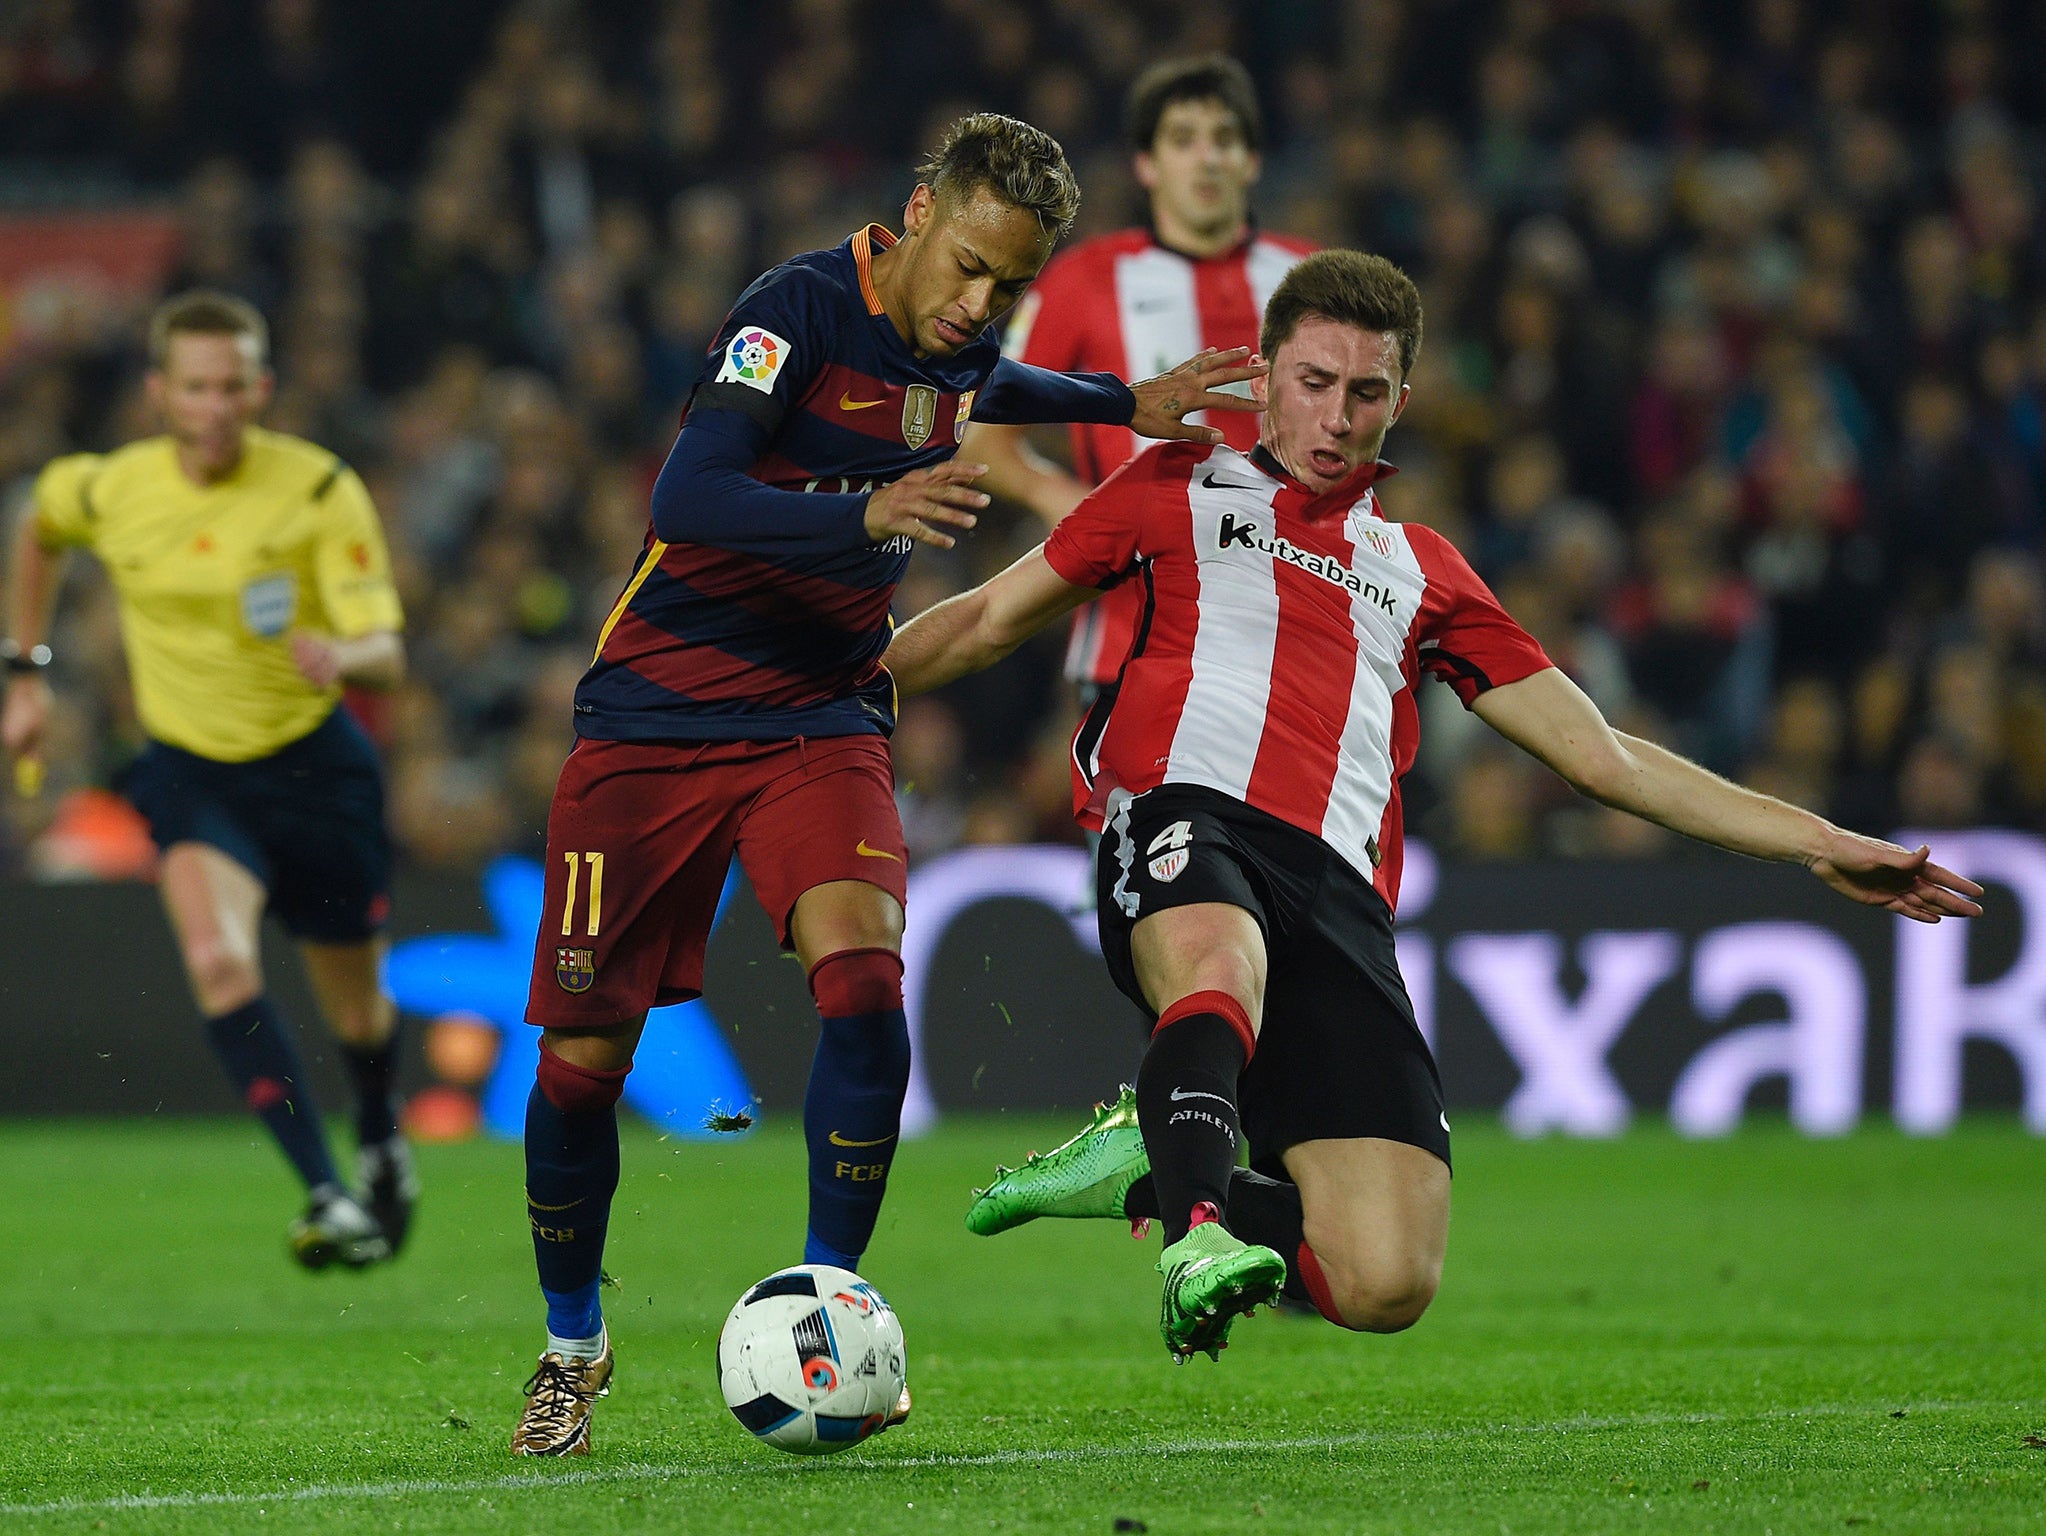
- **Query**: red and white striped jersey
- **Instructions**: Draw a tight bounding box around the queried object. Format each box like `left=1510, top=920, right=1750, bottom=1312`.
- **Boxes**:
left=1041, top=441, right=1552, bottom=914
left=1003, top=227, right=1314, bottom=686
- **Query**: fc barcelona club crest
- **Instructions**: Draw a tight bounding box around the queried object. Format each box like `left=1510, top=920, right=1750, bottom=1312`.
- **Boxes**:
left=902, top=385, right=938, bottom=449
left=555, top=947, right=597, bottom=993
left=954, top=389, right=975, bottom=441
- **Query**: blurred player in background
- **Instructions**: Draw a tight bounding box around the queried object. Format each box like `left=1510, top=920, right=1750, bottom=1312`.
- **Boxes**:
left=1, top=292, right=415, bottom=1270
left=886, top=250, right=1985, bottom=1364
left=962, top=54, right=1311, bottom=701
left=510, top=112, right=1264, bottom=1456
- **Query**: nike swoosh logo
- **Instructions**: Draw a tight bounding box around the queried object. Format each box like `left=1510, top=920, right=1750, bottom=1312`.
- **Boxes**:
left=855, top=840, right=901, bottom=861
left=828, top=1131, right=897, bottom=1147
left=1169, top=1088, right=1232, bottom=1107
left=1201, top=472, right=1258, bottom=490
left=525, top=1194, right=586, bottom=1212
left=840, top=392, right=889, bottom=411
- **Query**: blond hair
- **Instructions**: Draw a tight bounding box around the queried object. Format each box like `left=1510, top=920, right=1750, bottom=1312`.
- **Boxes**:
left=916, top=113, right=1081, bottom=241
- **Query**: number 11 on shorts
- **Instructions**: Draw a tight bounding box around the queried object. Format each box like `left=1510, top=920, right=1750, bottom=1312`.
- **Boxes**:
left=560, top=850, right=605, bottom=938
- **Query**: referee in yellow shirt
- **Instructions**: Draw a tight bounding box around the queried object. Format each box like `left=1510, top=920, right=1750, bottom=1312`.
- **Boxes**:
left=2, top=291, right=415, bottom=1269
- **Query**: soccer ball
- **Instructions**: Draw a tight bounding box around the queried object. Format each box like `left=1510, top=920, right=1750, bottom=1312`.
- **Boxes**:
left=716, top=1264, right=907, bottom=1455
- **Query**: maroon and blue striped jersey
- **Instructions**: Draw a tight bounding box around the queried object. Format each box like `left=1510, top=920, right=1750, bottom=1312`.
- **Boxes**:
left=574, top=224, right=1131, bottom=744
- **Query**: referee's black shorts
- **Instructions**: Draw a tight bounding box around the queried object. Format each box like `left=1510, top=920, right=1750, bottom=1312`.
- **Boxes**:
left=122, top=706, right=391, bottom=944
left=1095, top=783, right=1450, bottom=1174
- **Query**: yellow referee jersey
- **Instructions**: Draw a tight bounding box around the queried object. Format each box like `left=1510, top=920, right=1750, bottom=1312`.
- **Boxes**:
left=32, top=428, right=405, bottom=763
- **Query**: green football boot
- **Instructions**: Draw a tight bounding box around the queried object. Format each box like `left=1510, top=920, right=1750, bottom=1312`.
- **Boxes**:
left=965, top=1086, right=1150, bottom=1237
left=1155, top=1210, right=1287, bottom=1363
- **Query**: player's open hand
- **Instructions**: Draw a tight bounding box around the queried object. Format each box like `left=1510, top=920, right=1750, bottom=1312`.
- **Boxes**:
left=1809, top=832, right=1985, bottom=923
left=1128, top=347, right=1268, bottom=444
left=865, top=462, right=989, bottom=551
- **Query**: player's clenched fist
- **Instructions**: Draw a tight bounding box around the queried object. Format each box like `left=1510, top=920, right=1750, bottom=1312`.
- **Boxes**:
left=865, top=461, right=990, bottom=550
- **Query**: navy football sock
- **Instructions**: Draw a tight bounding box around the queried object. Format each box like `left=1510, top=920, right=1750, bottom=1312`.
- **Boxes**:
left=205, top=997, right=339, bottom=1193
left=339, top=1023, right=401, bottom=1148
left=1136, top=992, right=1253, bottom=1245
left=803, top=949, right=910, bottom=1270
left=526, top=1064, right=623, bottom=1342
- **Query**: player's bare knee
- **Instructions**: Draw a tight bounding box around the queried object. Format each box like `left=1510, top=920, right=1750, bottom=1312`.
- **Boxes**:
left=1191, top=953, right=1260, bottom=1012
left=541, top=1026, right=637, bottom=1076
left=1310, top=1245, right=1440, bottom=1333
left=325, top=992, right=393, bottom=1048
left=185, top=939, right=261, bottom=1014
left=1341, top=1268, right=1438, bottom=1334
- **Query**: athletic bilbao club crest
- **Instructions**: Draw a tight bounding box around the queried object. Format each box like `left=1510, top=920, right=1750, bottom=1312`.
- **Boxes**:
left=954, top=390, right=975, bottom=441
left=902, top=385, right=938, bottom=449
left=1364, top=525, right=1395, bottom=558
left=1149, top=848, right=1189, bottom=883
left=555, top=947, right=597, bottom=993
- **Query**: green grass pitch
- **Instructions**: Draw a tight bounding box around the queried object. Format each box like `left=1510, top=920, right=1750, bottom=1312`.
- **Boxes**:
left=7, top=1115, right=2045, bottom=1533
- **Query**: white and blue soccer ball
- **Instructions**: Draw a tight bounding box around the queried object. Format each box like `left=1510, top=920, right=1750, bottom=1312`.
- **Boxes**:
left=716, top=1264, right=907, bottom=1455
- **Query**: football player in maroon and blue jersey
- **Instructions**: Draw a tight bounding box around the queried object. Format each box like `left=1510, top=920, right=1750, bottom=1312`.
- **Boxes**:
left=510, top=113, right=1264, bottom=1456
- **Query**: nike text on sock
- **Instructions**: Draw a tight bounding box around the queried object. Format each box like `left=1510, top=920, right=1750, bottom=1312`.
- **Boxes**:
left=804, top=948, right=910, bottom=1265
left=1136, top=999, right=1251, bottom=1245
left=526, top=1071, right=621, bottom=1334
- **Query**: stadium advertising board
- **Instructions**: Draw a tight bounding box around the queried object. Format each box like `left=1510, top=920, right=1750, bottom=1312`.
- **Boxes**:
left=2, top=830, right=2041, bottom=1133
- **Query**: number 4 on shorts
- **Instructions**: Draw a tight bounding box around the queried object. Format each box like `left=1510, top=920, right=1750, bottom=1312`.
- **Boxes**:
left=1147, top=820, right=1193, bottom=857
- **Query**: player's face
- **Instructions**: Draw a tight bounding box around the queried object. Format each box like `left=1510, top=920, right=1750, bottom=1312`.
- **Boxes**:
left=1256, top=316, right=1409, bottom=494
left=149, top=332, right=271, bottom=474
left=1136, top=98, right=1259, bottom=240
left=897, top=183, right=1055, bottom=357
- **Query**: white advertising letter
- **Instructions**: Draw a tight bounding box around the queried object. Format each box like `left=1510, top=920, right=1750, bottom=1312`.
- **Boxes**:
left=1447, top=931, right=1681, bottom=1136
left=1894, top=829, right=2046, bottom=1133
left=1670, top=922, right=1865, bottom=1136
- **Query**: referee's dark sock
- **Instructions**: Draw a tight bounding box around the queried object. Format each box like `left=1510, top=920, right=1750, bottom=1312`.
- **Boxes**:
left=802, top=948, right=911, bottom=1270
left=204, top=996, right=340, bottom=1194
left=339, top=1018, right=402, bottom=1149
left=1134, top=990, right=1255, bottom=1245
left=526, top=1042, right=628, bottom=1350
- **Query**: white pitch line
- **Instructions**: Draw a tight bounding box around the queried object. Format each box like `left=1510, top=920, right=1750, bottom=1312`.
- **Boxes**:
left=3, top=1397, right=2034, bottom=1519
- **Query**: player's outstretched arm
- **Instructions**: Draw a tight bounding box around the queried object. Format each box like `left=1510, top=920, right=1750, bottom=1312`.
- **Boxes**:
left=2, top=504, right=68, bottom=768
left=1472, top=667, right=1985, bottom=924
left=1126, top=347, right=1268, bottom=445
left=290, top=630, right=407, bottom=691
left=884, top=548, right=1096, bottom=698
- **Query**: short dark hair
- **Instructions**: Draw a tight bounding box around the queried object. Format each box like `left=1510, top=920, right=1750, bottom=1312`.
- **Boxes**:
left=1125, top=54, right=1262, bottom=154
left=1261, top=250, right=1424, bottom=380
left=148, top=289, right=268, bottom=367
left=917, top=113, right=1081, bottom=242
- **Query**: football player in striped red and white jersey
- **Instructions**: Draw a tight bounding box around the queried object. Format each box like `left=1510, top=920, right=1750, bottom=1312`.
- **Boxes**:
left=961, top=55, right=1313, bottom=693
left=888, top=250, right=1984, bottom=1363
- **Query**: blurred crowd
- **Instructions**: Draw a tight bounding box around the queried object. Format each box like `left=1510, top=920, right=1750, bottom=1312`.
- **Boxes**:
left=3, top=0, right=2045, bottom=881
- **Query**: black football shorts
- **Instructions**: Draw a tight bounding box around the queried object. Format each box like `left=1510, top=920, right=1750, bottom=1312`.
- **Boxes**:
left=122, top=707, right=391, bottom=943
left=1096, top=783, right=1450, bottom=1172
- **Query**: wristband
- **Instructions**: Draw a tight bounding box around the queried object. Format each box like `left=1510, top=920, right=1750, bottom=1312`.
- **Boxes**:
left=1, top=639, right=52, bottom=675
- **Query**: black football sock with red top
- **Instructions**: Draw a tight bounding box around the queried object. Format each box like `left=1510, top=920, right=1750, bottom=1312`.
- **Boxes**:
left=1133, top=990, right=1255, bottom=1245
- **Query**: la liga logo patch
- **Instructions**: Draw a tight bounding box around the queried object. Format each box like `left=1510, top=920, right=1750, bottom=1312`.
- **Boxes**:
left=715, top=327, right=790, bottom=394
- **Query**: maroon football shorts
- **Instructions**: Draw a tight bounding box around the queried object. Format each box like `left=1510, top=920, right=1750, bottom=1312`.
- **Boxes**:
left=525, top=733, right=908, bottom=1029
